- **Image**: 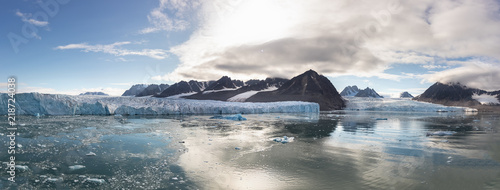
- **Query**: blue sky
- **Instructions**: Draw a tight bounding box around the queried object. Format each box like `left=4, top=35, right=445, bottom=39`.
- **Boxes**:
left=1, top=0, right=500, bottom=97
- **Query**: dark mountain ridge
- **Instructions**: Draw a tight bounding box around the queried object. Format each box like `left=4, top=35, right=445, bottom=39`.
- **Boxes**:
left=247, top=70, right=345, bottom=110
left=413, top=82, right=500, bottom=108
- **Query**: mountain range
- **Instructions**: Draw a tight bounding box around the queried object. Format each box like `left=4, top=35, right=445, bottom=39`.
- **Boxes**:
left=123, top=70, right=345, bottom=110
left=339, top=85, right=384, bottom=98
left=122, top=71, right=500, bottom=112
left=79, top=92, right=109, bottom=96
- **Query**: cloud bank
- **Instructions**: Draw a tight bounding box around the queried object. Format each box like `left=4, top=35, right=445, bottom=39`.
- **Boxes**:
left=145, top=0, right=500, bottom=90
left=424, top=61, right=500, bottom=91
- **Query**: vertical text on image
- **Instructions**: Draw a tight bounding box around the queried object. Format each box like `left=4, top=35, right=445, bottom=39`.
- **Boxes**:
left=6, top=77, right=17, bottom=182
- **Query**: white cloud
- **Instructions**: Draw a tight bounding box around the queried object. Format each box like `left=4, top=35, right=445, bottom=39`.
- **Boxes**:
left=55, top=41, right=169, bottom=59
left=423, top=61, right=500, bottom=91
left=16, top=10, right=49, bottom=27
left=149, top=0, right=500, bottom=85
left=109, top=82, right=135, bottom=86
left=140, top=0, right=201, bottom=34
left=421, top=64, right=448, bottom=70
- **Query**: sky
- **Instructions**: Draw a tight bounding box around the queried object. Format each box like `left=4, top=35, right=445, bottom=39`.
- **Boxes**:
left=1, top=0, right=500, bottom=97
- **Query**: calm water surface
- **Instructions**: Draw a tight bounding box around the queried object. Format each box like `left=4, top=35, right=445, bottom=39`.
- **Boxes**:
left=1, top=111, right=499, bottom=189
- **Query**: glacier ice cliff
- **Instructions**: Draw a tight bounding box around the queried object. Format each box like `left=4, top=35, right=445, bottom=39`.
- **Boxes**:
left=344, top=97, right=477, bottom=112
left=0, top=93, right=319, bottom=115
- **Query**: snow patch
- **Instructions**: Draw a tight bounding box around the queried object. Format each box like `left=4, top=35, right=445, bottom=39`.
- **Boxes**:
left=164, top=92, right=197, bottom=99
left=472, top=93, right=500, bottom=105
left=202, top=87, right=240, bottom=94
left=227, top=87, right=277, bottom=102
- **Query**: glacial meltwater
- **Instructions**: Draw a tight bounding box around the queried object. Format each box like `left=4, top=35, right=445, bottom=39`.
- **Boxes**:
left=1, top=111, right=500, bottom=189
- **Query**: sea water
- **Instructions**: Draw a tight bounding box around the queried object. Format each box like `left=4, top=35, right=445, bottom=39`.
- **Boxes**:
left=1, top=111, right=499, bottom=189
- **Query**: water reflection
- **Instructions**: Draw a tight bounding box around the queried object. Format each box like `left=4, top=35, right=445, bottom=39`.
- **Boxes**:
left=1, top=112, right=499, bottom=189
left=178, top=112, right=500, bottom=190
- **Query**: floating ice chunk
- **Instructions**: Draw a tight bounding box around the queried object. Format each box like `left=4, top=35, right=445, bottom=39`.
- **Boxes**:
left=272, top=136, right=295, bottom=144
left=86, top=178, right=105, bottom=184
left=172, top=177, right=178, bottom=181
left=427, top=131, right=457, bottom=136
left=69, top=165, right=86, bottom=171
left=235, top=147, right=241, bottom=150
left=86, top=152, right=96, bottom=156
left=210, top=114, right=247, bottom=121
left=375, top=118, right=388, bottom=120
left=15, top=165, right=29, bottom=171
left=45, top=177, right=63, bottom=183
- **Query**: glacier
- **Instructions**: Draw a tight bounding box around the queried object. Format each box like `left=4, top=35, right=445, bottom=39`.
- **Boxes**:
left=344, top=97, right=477, bottom=112
left=0, top=93, right=319, bottom=115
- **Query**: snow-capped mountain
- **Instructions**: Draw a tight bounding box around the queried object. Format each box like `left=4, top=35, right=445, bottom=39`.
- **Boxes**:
left=355, top=87, right=383, bottom=98
left=136, top=84, right=170, bottom=97
left=122, top=84, right=147, bottom=96
left=247, top=70, right=345, bottom=110
left=203, top=76, right=244, bottom=91
left=243, top=78, right=287, bottom=91
left=414, top=82, right=500, bottom=106
left=156, top=80, right=214, bottom=97
left=399, top=91, right=414, bottom=98
left=340, top=85, right=359, bottom=96
left=185, top=77, right=287, bottom=101
left=79, top=92, right=108, bottom=96
left=340, top=86, right=383, bottom=98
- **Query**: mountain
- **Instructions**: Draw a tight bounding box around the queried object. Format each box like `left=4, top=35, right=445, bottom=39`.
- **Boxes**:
left=413, top=82, right=486, bottom=106
left=136, top=84, right=170, bottom=97
left=355, top=87, right=383, bottom=98
left=247, top=70, right=345, bottom=110
left=400, top=91, right=414, bottom=98
left=79, top=92, right=108, bottom=96
left=122, top=84, right=147, bottom=96
left=340, top=85, right=359, bottom=96
left=155, top=80, right=213, bottom=97
left=242, top=78, right=288, bottom=91
left=185, top=77, right=288, bottom=101
left=203, top=76, right=244, bottom=91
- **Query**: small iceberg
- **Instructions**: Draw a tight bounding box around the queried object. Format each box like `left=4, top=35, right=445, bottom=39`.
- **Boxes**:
left=86, top=178, right=105, bottom=184
left=15, top=165, right=29, bottom=171
left=69, top=165, right=86, bottom=171
left=427, top=131, right=457, bottom=136
left=44, top=177, right=63, bottom=183
left=86, top=152, right=96, bottom=156
left=273, top=136, right=295, bottom=144
left=210, top=114, right=247, bottom=121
